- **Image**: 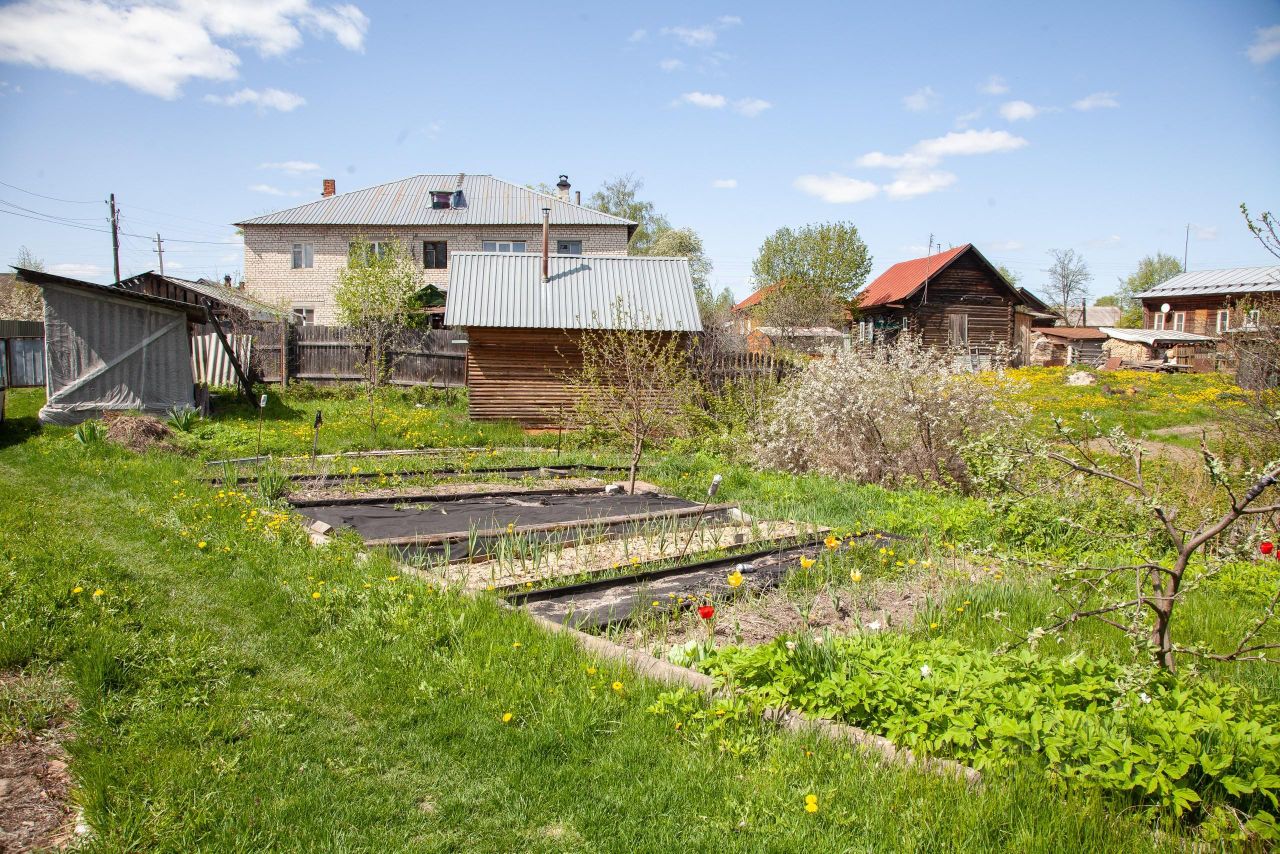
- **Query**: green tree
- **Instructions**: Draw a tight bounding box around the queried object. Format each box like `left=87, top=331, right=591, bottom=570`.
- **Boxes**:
left=588, top=174, right=671, bottom=254
left=1116, top=253, right=1182, bottom=327
left=997, top=265, right=1022, bottom=288
left=648, top=226, right=712, bottom=294
left=1093, top=294, right=1119, bottom=307
left=335, top=237, right=420, bottom=434
left=752, top=222, right=873, bottom=304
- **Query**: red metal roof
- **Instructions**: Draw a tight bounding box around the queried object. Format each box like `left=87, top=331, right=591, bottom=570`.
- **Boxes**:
left=733, top=283, right=779, bottom=313
left=858, top=244, right=971, bottom=308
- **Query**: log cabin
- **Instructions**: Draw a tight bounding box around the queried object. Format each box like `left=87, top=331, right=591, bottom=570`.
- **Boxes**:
left=1135, top=265, right=1280, bottom=336
left=855, top=244, right=1029, bottom=358
left=443, top=251, right=701, bottom=426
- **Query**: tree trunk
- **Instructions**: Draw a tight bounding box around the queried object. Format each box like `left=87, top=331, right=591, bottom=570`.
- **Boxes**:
left=629, top=434, right=643, bottom=494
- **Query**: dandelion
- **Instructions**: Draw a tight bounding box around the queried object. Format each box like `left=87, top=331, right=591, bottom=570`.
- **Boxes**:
left=611, top=681, right=624, bottom=692
left=804, top=794, right=819, bottom=814
left=652, top=600, right=661, bottom=608
left=850, top=570, right=862, bottom=583
left=198, top=541, right=208, bottom=549
left=387, top=575, right=399, bottom=582
left=502, top=712, right=514, bottom=723
left=727, top=570, right=744, bottom=588
left=72, top=586, right=83, bottom=594
left=799, top=556, right=816, bottom=570
left=92, top=588, right=104, bottom=598
left=312, top=591, right=321, bottom=599
left=512, top=642, right=522, bottom=649
left=824, top=535, right=840, bottom=550
left=586, top=666, right=597, bottom=676
left=908, top=558, right=917, bottom=566
left=930, top=621, right=939, bottom=630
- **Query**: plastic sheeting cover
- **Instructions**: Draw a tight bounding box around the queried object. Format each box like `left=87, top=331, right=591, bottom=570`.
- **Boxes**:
left=39, top=282, right=194, bottom=425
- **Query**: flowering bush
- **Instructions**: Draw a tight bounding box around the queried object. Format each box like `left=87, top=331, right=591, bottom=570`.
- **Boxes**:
left=752, top=336, right=1025, bottom=491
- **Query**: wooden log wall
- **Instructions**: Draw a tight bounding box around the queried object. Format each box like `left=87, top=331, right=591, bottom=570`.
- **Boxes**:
left=466, top=327, right=583, bottom=426
left=904, top=253, right=1015, bottom=348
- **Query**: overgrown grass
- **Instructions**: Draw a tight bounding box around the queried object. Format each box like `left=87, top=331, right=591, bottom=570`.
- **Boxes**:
left=0, top=400, right=1167, bottom=851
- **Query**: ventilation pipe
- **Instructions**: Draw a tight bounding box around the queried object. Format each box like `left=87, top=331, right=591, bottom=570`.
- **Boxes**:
left=541, top=207, right=550, bottom=283
left=556, top=174, right=571, bottom=202
left=575, top=190, right=581, bottom=205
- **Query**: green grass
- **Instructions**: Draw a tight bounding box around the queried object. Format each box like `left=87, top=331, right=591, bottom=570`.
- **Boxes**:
left=0, top=389, right=1176, bottom=851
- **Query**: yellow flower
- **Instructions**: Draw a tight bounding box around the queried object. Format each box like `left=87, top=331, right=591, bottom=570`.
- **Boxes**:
left=312, top=591, right=321, bottom=599
left=824, top=535, right=840, bottom=550
left=386, top=575, right=399, bottom=582
left=586, top=666, right=597, bottom=676
left=611, top=681, right=624, bottom=692
left=502, top=712, right=513, bottom=723
left=652, top=600, right=660, bottom=607
left=799, top=556, right=816, bottom=570
left=197, top=541, right=207, bottom=549
left=930, top=622, right=939, bottom=629
left=850, top=570, right=862, bottom=583
left=908, top=558, right=917, bottom=566
left=512, top=642, right=522, bottom=649
left=804, top=794, right=819, bottom=813
left=92, top=588, right=104, bottom=598
left=72, top=586, right=83, bottom=594
left=727, top=570, right=744, bottom=588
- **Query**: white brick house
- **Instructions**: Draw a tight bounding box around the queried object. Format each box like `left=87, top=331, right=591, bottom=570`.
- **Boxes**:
left=236, top=174, right=635, bottom=325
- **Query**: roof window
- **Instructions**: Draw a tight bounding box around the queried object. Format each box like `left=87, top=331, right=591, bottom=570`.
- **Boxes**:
left=431, top=191, right=452, bottom=209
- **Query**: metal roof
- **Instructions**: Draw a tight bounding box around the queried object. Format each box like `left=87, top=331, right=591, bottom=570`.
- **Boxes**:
left=1134, top=265, right=1280, bottom=299
left=14, top=267, right=209, bottom=322
left=444, top=253, right=702, bottom=332
left=1099, top=327, right=1217, bottom=345
left=236, top=174, right=636, bottom=231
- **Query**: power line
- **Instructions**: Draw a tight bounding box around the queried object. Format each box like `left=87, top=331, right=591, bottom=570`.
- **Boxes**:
left=0, top=205, right=240, bottom=244
left=0, top=179, right=100, bottom=204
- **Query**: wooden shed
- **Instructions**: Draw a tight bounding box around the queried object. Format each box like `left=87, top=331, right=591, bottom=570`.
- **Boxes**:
left=443, top=252, right=701, bottom=427
left=855, top=244, right=1028, bottom=357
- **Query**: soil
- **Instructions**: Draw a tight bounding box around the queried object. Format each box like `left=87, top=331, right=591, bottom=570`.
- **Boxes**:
left=288, top=477, right=603, bottom=503
left=0, top=674, right=76, bottom=853
left=102, top=412, right=172, bottom=452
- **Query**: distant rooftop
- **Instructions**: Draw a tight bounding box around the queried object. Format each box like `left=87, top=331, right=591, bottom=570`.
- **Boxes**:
left=1134, top=265, right=1280, bottom=299
left=236, top=174, right=637, bottom=232
left=1100, top=327, right=1217, bottom=345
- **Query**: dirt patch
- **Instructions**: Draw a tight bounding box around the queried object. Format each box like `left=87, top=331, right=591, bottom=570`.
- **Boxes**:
left=1082, top=436, right=1200, bottom=466
left=102, top=412, right=172, bottom=452
left=288, top=477, right=603, bottom=503
left=0, top=671, right=77, bottom=853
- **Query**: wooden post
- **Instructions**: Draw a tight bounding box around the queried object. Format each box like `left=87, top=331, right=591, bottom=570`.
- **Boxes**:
left=279, top=319, right=289, bottom=388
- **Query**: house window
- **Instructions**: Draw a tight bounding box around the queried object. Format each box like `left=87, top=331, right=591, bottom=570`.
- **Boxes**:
left=291, top=243, right=314, bottom=269
left=423, top=241, right=448, bottom=269
left=1216, top=309, right=1230, bottom=333
left=1247, top=309, right=1261, bottom=328
left=948, top=313, right=969, bottom=346
left=482, top=240, right=526, bottom=253
left=348, top=241, right=387, bottom=262
left=1152, top=313, right=1166, bottom=331
left=292, top=307, right=315, bottom=326
left=1172, top=311, right=1186, bottom=332
left=431, top=191, right=452, bottom=209
left=556, top=240, right=582, bottom=255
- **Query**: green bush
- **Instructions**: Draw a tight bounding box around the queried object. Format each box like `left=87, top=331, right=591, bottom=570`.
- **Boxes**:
left=702, top=632, right=1280, bottom=839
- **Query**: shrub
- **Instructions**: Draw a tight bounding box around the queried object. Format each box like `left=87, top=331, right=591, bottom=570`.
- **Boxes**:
left=73, top=419, right=106, bottom=446
left=166, top=405, right=199, bottom=432
left=752, top=336, right=1025, bottom=491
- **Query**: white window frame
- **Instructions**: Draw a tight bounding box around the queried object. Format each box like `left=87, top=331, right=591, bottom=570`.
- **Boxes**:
left=556, top=239, right=583, bottom=255
left=1172, top=311, right=1186, bottom=332
left=348, top=241, right=388, bottom=262
left=1152, top=313, right=1166, bottom=331
left=1216, top=309, right=1230, bottom=333
left=482, top=240, right=526, bottom=253
left=1246, top=309, right=1261, bottom=329
left=291, top=243, right=314, bottom=269
left=292, top=306, right=316, bottom=326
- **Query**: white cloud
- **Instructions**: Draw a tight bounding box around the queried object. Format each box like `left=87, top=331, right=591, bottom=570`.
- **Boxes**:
left=1084, top=234, right=1122, bottom=248
left=658, top=58, right=683, bottom=71
left=1073, top=91, right=1118, bottom=111
left=855, top=129, right=1029, bottom=199
left=628, top=28, right=647, bottom=42
left=0, top=0, right=366, bottom=99
left=1193, top=225, right=1219, bottom=240
left=711, top=178, right=737, bottom=189
left=0, top=80, right=21, bottom=95
left=979, top=75, right=1009, bottom=95
left=793, top=173, right=880, bottom=204
left=259, top=160, right=320, bottom=173
left=955, top=108, right=982, bottom=128
left=248, top=183, right=303, bottom=196
left=999, top=100, right=1039, bottom=121
left=1247, top=24, right=1280, bottom=64
left=206, top=87, right=305, bottom=111
left=903, top=86, right=940, bottom=112
left=49, top=261, right=108, bottom=279
left=986, top=239, right=1024, bottom=252
left=884, top=171, right=957, bottom=200
left=732, top=97, right=771, bottom=117
left=663, top=16, right=740, bottom=48
left=676, top=91, right=726, bottom=109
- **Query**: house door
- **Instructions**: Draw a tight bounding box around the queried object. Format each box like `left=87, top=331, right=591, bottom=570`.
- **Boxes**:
left=948, top=313, right=969, bottom=347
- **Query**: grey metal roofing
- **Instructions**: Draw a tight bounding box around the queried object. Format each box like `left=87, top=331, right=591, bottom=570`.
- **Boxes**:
left=1100, top=327, right=1217, bottom=344
left=444, top=253, right=702, bottom=332
left=162, top=275, right=286, bottom=319
left=1134, top=265, right=1280, bottom=299
left=236, top=174, right=637, bottom=231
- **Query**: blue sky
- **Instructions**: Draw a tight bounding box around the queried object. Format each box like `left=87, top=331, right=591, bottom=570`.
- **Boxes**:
left=1, top=0, right=1278, bottom=300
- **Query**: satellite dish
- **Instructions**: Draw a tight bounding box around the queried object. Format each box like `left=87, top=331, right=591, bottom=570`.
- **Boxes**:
left=1160, top=303, right=1171, bottom=314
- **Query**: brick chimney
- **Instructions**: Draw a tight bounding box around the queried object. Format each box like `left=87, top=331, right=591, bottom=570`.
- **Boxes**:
left=322, top=178, right=336, bottom=197
left=556, top=175, right=570, bottom=202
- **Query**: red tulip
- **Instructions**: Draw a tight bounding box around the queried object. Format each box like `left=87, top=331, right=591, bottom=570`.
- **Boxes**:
left=1262, top=541, right=1275, bottom=555
left=697, top=604, right=715, bottom=620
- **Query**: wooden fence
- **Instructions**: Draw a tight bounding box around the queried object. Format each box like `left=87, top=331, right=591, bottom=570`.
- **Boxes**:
left=249, top=324, right=467, bottom=388
left=0, top=320, right=45, bottom=388
left=691, top=349, right=795, bottom=391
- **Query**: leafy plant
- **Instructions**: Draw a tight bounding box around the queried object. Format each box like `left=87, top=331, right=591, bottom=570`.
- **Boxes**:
left=255, top=463, right=290, bottom=502
left=166, top=405, right=199, bottom=432
left=74, top=419, right=106, bottom=446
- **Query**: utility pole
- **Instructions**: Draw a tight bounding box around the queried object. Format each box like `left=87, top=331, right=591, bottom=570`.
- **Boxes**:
left=108, top=193, right=121, bottom=283
left=1184, top=223, right=1190, bottom=271
left=154, top=233, right=165, bottom=276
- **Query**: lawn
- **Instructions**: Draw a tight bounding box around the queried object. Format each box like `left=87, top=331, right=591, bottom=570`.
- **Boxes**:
left=0, top=370, right=1270, bottom=851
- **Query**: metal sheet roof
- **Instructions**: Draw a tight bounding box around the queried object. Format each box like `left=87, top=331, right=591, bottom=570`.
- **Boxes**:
left=444, top=253, right=702, bottom=332
left=1100, top=327, right=1217, bottom=344
left=236, top=174, right=636, bottom=230
left=1134, top=266, right=1280, bottom=299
